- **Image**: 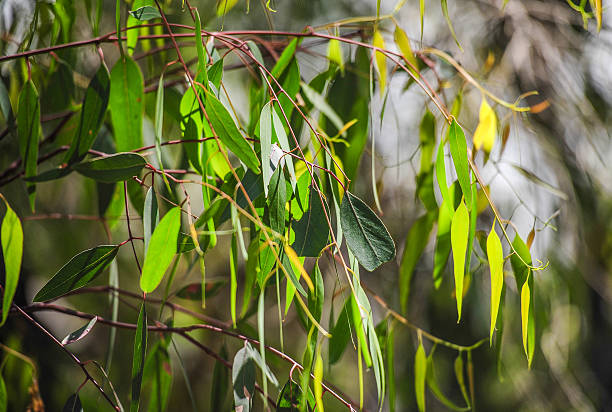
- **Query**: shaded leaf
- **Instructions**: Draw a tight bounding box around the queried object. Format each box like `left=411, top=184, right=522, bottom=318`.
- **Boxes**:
left=74, top=153, right=146, bottom=183
left=176, top=280, right=226, bottom=300
left=110, top=56, right=144, bottom=152
left=130, top=302, right=147, bottom=412
left=329, top=298, right=351, bottom=364
left=451, top=200, right=469, bottom=322
left=61, top=316, right=97, bottom=345
left=143, top=187, right=158, bottom=255
left=62, top=393, right=83, bottom=412
left=211, top=345, right=230, bottom=410
left=427, top=355, right=470, bottom=411
left=17, top=80, right=40, bottom=211
left=291, top=186, right=329, bottom=257
left=454, top=354, right=470, bottom=407
left=268, top=166, right=287, bottom=236
left=129, top=5, right=160, bottom=20
left=277, top=379, right=314, bottom=411
left=1, top=198, right=23, bottom=325
left=232, top=345, right=256, bottom=412
left=34, top=245, right=118, bottom=302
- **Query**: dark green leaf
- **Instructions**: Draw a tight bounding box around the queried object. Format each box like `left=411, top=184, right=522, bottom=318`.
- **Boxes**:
left=267, top=166, right=286, bottom=235
left=427, top=354, right=471, bottom=411
left=61, top=316, right=97, bottom=345
left=232, top=345, right=256, bottom=412
left=448, top=120, right=471, bottom=209
left=340, top=191, right=396, bottom=271
left=307, top=263, right=324, bottom=324
left=291, top=186, right=329, bottom=257
left=110, top=56, right=144, bottom=152
left=143, top=187, right=158, bottom=255
left=0, top=373, right=5, bottom=412
left=277, top=379, right=314, bottom=411
left=62, top=393, right=83, bottom=412
left=205, top=90, right=260, bottom=174
left=140, top=207, right=181, bottom=293
left=74, top=152, right=146, bottom=183
left=129, top=5, right=160, bottom=20
left=24, top=167, right=72, bottom=183
left=33, top=245, right=118, bottom=302
left=175, top=280, right=226, bottom=300
left=130, top=302, right=147, bottom=412
left=1, top=199, right=23, bottom=325
left=17, top=80, right=40, bottom=211
left=211, top=345, right=230, bottom=410
left=329, top=298, right=351, bottom=364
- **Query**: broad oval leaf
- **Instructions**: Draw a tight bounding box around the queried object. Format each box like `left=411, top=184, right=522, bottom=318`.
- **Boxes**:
left=415, top=342, right=427, bottom=412
left=448, top=120, right=472, bottom=210
left=487, top=222, right=504, bottom=345
left=110, top=56, right=144, bottom=152
left=62, top=393, right=83, bottom=412
left=451, top=200, right=469, bottom=322
left=74, top=153, right=146, bottom=183
left=130, top=302, right=147, bottom=412
left=1, top=199, right=23, bottom=325
left=17, top=80, right=40, bottom=211
left=61, top=316, right=98, bottom=345
left=128, top=5, right=161, bottom=20
left=34, top=245, right=119, bottom=302
left=140, top=207, right=181, bottom=293
left=340, top=191, right=396, bottom=271
left=472, top=97, right=496, bottom=154
left=232, top=345, right=256, bottom=412
left=204, top=90, right=260, bottom=174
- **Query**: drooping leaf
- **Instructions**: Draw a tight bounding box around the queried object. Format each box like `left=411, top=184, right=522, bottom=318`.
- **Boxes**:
left=340, top=191, right=396, bottom=271
left=520, top=275, right=531, bottom=359
left=433, top=184, right=457, bottom=288
left=270, top=104, right=297, bottom=190
left=259, top=102, right=273, bottom=195
left=327, top=38, right=344, bottom=73
left=426, top=354, right=470, bottom=411
left=128, top=5, right=160, bottom=21
left=110, top=56, right=144, bottom=152
left=399, top=212, right=435, bottom=312
left=313, top=349, right=324, bottom=412
left=204, top=90, right=260, bottom=174
left=74, top=153, right=146, bottom=183
left=300, top=82, right=345, bottom=134
left=394, top=25, right=419, bottom=75
left=448, top=120, right=471, bottom=210
left=271, top=38, right=299, bottom=78
left=143, top=187, right=159, bottom=255
left=140, top=207, right=181, bottom=293
left=17, top=80, right=40, bottom=211
left=0, top=374, right=6, bottom=412
left=510, top=235, right=535, bottom=366
left=216, top=0, right=240, bottom=16
left=61, top=316, right=98, bottom=345
left=451, top=200, right=469, bottom=322
left=277, top=379, right=314, bottom=411
left=232, top=345, right=256, bottom=412
left=1, top=198, right=23, bottom=325
left=435, top=139, right=453, bottom=215
left=415, top=342, right=427, bottom=412
left=440, top=0, right=463, bottom=50
left=33, top=245, right=119, bottom=302
left=454, top=354, right=470, bottom=407
left=211, top=345, right=230, bottom=410
left=372, top=29, right=387, bottom=97
left=329, top=298, right=351, bottom=364
left=130, top=302, right=148, bottom=412
left=143, top=342, right=172, bottom=412
left=62, top=393, right=83, bottom=412
left=64, top=63, right=111, bottom=164
left=268, top=166, right=287, bottom=236
left=487, top=221, right=504, bottom=345
left=472, top=97, right=496, bottom=154
left=291, top=186, right=329, bottom=257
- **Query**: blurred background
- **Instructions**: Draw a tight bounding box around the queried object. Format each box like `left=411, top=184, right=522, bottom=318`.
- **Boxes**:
left=0, top=0, right=611, bottom=411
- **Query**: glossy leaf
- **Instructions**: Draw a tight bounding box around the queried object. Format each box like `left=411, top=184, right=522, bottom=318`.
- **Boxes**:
left=487, top=221, right=504, bottom=345
left=130, top=302, right=147, bottom=412
left=61, top=316, right=97, bottom=345
left=232, top=345, right=256, bottom=412
left=110, top=56, right=143, bottom=152
left=372, top=29, right=387, bottom=97
left=62, top=393, right=83, bottom=412
left=129, top=5, right=160, bottom=20
left=17, top=80, right=40, bottom=211
left=340, top=191, right=396, bottom=271
left=204, top=90, right=260, bottom=174
left=64, top=63, right=110, bottom=164
left=140, top=207, right=181, bottom=293
left=143, top=187, right=159, bottom=255
left=292, top=186, right=329, bottom=257
left=473, top=97, right=496, bottom=154
left=448, top=120, right=471, bottom=210
left=1, top=199, right=23, bottom=325
left=74, top=153, right=146, bottom=183
left=451, top=200, right=469, bottom=322
left=33, top=245, right=118, bottom=302
left=415, top=342, right=427, bottom=412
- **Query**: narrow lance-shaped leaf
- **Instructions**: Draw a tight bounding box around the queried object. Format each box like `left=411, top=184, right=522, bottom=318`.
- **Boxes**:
left=426, top=354, right=471, bottom=411
left=140, top=207, right=181, bottom=293
left=0, top=373, right=6, bottom=412
left=451, top=200, right=469, bottom=322
left=448, top=120, right=472, bottom=210
left=1, top=198, right=23, bottom=325
left=61, top=316, right=98, bottom=345
left=110, top=56, right=144, bottom=152
left=259, top=102, right=273, bottom=196
left=510, top=234, right=535, bottom=366
left=130, top=302, right=147, bottom=412
left=487, top=221, right=504, bottom=345
left=74, top=153, right=146, bottom=183
left=62, top=393, right=83, bottom=412
left=327, top=38, right=344, bottom=73
left=292, top=186, right=329, bottom=257
left=329, top=298, right=351, bottom=364
left=394, top=25, right=419, bottom=76
left=232, top=344, right=256, bottom=412
left=34, top=245, right=118, bottom=302
left=435, top=139, right=453, bottom=215
left=372, top=29, right=387, bottom=97
left=472, top=97, right=497, bottom=154
left=143, top=187, right=159, bottom=255
left=440, top=0, right=463, bottom=50
left=270, top=104, right=297, bottom=191
left=17, top=80, right=40, bottom=211
left=313, top=348, right=324, bottom=412
left=455, top=353, right=470, bottom=407
left=340, top=191, right=396, bottom=271
left=415, top=342, right=427, bottom=412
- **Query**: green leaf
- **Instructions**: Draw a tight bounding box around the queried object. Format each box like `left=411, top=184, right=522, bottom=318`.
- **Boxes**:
left=329, top=297, right=351, bottom=364
left=271, top=104, right=297, bottom=190
left=327, top=39, right=344, bottom=73
left=216, top=0, right=240, bottom=16
left=451, top=200, right=469, bottom=322
left=454, top=354, right=470, bottom=407
left=426, top=354, right=470, bottom=411
left=33, top=245, right=118, bottom=302
left=435, top=139, right=453, bottom=215
left=300, top=82, right=345, bottom=134
left=259, top=102, right=273, bottom=195
left=143, top=342, right=172, bottom=412
left=175, top=280, right=226, bottom=300
left=128, top=5, right=160, bottom=20
left=74, top=153, right=146, bottom=183
left=1, top=198, right=23, bottom=325
left=415, top=342, right=427, bottom=412
left=399, top=212, right=435, bottom=312
left=0, top=374, right=6, bottom=412
left=143, top=187, right=159, bottom=255
left=232, top=345, right=256, bottom=412
left=267, top=166, right=286, bottom=236
left=62, top=393, right=83, bottom=412
left=313, top=349, right=324, bottom=411
left=433, top=184, right=457, bottom=288
left=130, top=302, right=147, bottom=412
left=307, top=263, right=324, bottom=325
left=510, top=235, right=535, bottom=366
left=521, top=272, right=531, bottom=361
left=448, top=120, right=471, bottom=210
left=204, top=90, right=260, bottom=174
left=271, top=38, right=299, bottom=78
left=277, top=379, right=314, bottom=411
left=211, top=345, right=230, bottom=410
left=440, top=0, right=463, bottom=50
left=0, top=78, right=13, bottom=127
left=61, top=316, right=97, bottom=345
left=110, top=56, right=144, bottom=152
left=340, top=191, right=396, bottom=271
left=64, top=63, right=111, bottom=164
left=487, top=221, right=504, bottom=345
left=17, top=80, right=40, bottom=211
left=140, top=208, right=181, bottom=293
left=291, top=186, right=329, bottom=257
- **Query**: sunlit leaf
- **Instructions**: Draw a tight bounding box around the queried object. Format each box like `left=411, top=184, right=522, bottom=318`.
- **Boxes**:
left=140, top=207, right=181, bottom=293
left=415, top=342, right=427, bottom=412
left=313, top=349, right=324, bottom=412
left=217, top=0, right=240, bottom=16
left=327, top=38, right=344, bottom=73
left=472, top=97, right=496, bottom=154
left=487, top=221, right=504, bottom=345
left=34, top=245, right=118, bottom=302
left=130, top=302, right=147, bottom=412
left=110, top=56, right=144, bottom=152
left=61, top=316, right=97, bottom=345
left=271, top=38, right=299, bottom=78
left=74, top=153, right=146, bottom=183
left=372, top=29, right=387, bottom=97
left=17, top=80, right=40, bottom=211
left=394, top=25, right=419, bottom=75
left=510, top=235, right=535, bottom=366
left=340, top=191, right=396, bottom=271
left=521, top=274, right=531, bottom=358
left=1, top=198, right=23, bottom=325
left=451, top=200, right=469, bottom=322
left=448, top=120, right=471, bottom=209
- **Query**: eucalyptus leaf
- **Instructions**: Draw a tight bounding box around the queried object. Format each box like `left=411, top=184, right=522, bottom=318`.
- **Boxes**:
left=232, top=345, right=256, bottom=412
left=129, top=5, right=160, bottom=20
left=61, top=316, right=97, bottom=345
left=130, top=302, right=147, bottom=412
left=74, top=152, right=146, bottom=183
left=1, top=199, right=23, bottom=325
left=291, top=186, right=329, bottom=257
left=62, top=393, right=83, bottom=412
left=110, top=56, right=144, bottom=152
left=17, top=80, right=40, bottom=211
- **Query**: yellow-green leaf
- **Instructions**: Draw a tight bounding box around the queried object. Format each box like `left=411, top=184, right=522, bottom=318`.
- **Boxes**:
left=594, top=0, right=602, bottom=31
left=520, top=272, right=531, bottom=357
left=487, top=221, right=504, bottom=345
left=216, top=0, right=239, bottom=16
left=394, top=25, right=418, bottom=74
left=1, top=198, right=23, bottom=326
left=451, top=200, right=469, bottom=322
left=372, top=30, right=387, bottom=97
left=314, top=348, right=324, bottom=412
left=415, top=342, right=427, bottom=412
left=327, top=39, right=344, bottom=74
left=472, top=97, right=496, bottom=154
